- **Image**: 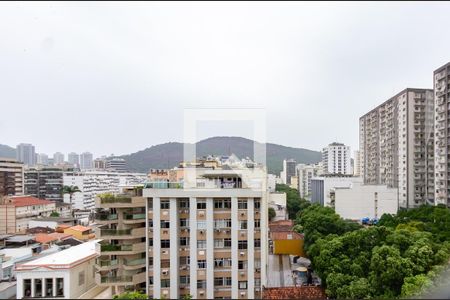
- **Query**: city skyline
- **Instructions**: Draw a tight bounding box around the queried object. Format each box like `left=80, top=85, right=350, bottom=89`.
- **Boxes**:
left=2, top=3, right=450, bottom=155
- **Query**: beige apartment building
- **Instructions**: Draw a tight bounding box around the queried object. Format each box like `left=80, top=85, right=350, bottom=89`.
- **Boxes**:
left=94, top=165, right=269, bottom=299
left=434, top=62, right=450, bottom=206
left=359, top=88, right=434, bottom=208
left=0, top=158, right=24, bottom=197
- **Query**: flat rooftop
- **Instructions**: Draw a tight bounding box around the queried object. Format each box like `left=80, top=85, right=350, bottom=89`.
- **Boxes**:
left=16, top=239, right=100, bottom=269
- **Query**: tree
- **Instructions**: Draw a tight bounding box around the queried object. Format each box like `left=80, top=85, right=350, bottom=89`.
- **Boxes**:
left=50, top=211, right=60, bottom=217
left=275, top=184, right=310, bottom=219
left=113, top=291, right=147, bottom=299
left=62, top=185, right=81, bottom=217
left=268, top=207, right=276, bottom=221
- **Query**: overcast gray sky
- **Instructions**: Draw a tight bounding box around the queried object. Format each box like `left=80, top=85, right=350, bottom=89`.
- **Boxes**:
left=1, top=2, right=450, bottom=158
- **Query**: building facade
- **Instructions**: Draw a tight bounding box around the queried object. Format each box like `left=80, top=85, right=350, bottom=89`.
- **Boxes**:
left=94, top=166, right=269, bottom=299
left=16, top=143, right=36, bottom=167
left=106, top=157, right=127, bottom=173
left=0, top=158, right=24, bottom=197
left=80, top=152, right=94, bottom=170
left=434, top=62, right=450, bottom=206
left=67, top=153, right=80, bottom=168
left=353, top=150, right=361, bottom=177
left=282, top=159, right=296, bottom=185
left=322, top=143, right=352, bottom=175
left=296, top=163, right=322, bottom=199
left=25, top=168, right=65, bottom=202
left=36, top=154, right=49, bottom=166
left=359, top=88, right=434, bottom=208
left=53, top=153, right=65, bottom=165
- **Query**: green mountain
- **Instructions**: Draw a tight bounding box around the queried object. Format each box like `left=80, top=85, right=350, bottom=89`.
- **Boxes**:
left=0, top=144, right=16, bottom=159
left=121, top=136, right=321, bottom=174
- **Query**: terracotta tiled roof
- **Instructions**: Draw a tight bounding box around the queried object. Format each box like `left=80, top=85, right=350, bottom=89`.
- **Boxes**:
left=6, top=196, right=53, bottom=207
left=67, top=225, right=91, bottom=232
left=34, top=233, right=59, bottom=244
left=263, top=286, right=326, bottom=299
left=271, top=231, right=304, bottom=240
left=269, top=220, right=295, bottom=232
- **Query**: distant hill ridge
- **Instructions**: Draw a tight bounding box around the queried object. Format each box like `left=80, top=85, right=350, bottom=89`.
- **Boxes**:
left=120, top=136, right=321, bottom=174
left=0, top=137, right=322, bottom=174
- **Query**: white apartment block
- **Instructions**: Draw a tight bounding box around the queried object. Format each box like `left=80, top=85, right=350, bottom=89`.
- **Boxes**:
left=434, top=62, right=450, bottom=206
left=94, top=165, right=269, bottom=299
left=360, top=88, right=434, bottom=208
left=297, top=163, right=322, bottom=199
left=322, top=143, right=352, bottom=175
left=353, top=150, right=361, bottom=177
left=63, top=171, right=148, bottom=210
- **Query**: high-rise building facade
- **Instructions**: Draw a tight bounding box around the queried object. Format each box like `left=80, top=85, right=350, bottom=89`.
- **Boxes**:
left=53, top=152, right=65, bottom=165
left=68, top=152, right=80, bottom=167
left=282, top=159, right=296, bottom=185
left=359, top=88, right=434, bottom=208
left=434, top=62, right=450, bottom=206
left=24, top=167, right=65, bottom=202
left=16, top=143, right=36, bottom=166
left=297, top=163, right=322, bottom=199
left=0, top=158, right=24, bottom=197
left=36, top=153, right=49, bottom=166
left=353, top=150, right=361, bottom=177
left=106, top=157, right=127, bottom=172
left=94, top=165, right=269, bottom=299
left=80, top=152, right=94, bottom=170
left=322, top=143, right=352, bottom=175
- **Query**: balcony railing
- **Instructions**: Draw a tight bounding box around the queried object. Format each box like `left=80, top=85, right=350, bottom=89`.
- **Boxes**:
left=101, top=244, right=133, bottom=252
left=100, top=228, right=132, bottom=236
left=99, top=195, right=132, bottom=204
left=144, top=182, right=183, bottom=189
left=96, top=259, right=118, bottom=267
left=100, top=276, right=132, bottom=284
left=95, top=213, right=118, bottom=221
left=124, top=258, right=146, bottom=266
left=124, top=213, right=146, bottom=220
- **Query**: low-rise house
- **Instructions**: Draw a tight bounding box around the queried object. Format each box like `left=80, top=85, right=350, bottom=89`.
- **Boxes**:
left=0, top=196, right=56, bottom=234
left=34, top=233, right=72, bottom=249
left=15, top=240, right=100, bottom=299
left=63, top=225, right=94, bottom=241
left=28, top=217, right=77, bottom=230
left=269, top=220, right=305, bottom=257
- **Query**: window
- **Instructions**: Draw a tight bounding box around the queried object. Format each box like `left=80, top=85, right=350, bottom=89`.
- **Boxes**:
left=161, top=200, right=170, bottom=209
left=161, top=240, right=170, bottom=248
left=214, top=258, right=232, bottom=268
left=180, top=275, right=190, bottom=285
left=180, top=218, right=189, bottom=227
left=225, top=277, right=232, bottom=286
left=197, top=221, right=206, bottom=230
left=254, top=219, right=260, bottom=228
left=214, top=239, right=224, bottom=248
left=255, top=278, right=261, bottom=288
left=23, top=279, right=31, bottom=298
left=254, top=199, right=261, bottom=209
left=149, top=257, right=153, bottom=266
left=238, top=200, right=247, bottom=209
left=197, top=240, right=207, bottom=249
left=214, top=199, right=231, bottom=209
left=179, top=199, right=189, bottom=209
left=56, top=278, right=64, bottom=297
left=161, top=279, right=170, bottom=288
left=78, top=271, right=85, bottom=286
left=149, top=238, right=153, bottom=247
left=239, top=281, right=248, bottom=289
left=239, top=220, right=247, bottom=230
left=254, top=239, right=261, bottom=248
left=255, top=259, right=261, bottom=269
left=238, top=260, right=247, bottom=270
left=148, top=220, right=153, bottom=228
left=197, top=280, right=206, bottom=289
left=214, top=277, right=232, bottom=286
left=180, top=237, right=189, bottom=246
left=161, top=220, right=170, bottom=228
left=149, top=277, right=154, bottom=286
left=180, top=256, right=190, bottom=265
left=238, top=240, right=247, bottom=249
left=198, top=260, right=206, bottom=269
left=197, top=200, right=206, bottom=209
left=214, top=219, right=231, bottom=229
left=224, top=238, right=232, bottom=248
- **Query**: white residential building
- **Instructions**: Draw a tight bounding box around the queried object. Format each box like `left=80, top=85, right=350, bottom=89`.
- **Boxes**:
left=310, top=175, right=356, bottom=207
left=353, top=150, right=361, bottom=177
left=63, top=171, right=148, bottom=210
left=297, top=163, right=322, bottom=199
left=334, top=181, right=398, bottom=220
left=80, top=152, right=94, bottom=170
left=36, top=154, right=49, bottom=166
left=67, top=153, right=80, bottom=168
left=53, top=152, right=65, bottom=165
left=281, top=159, right=296, bottom=185
left=15, top=240, right=100, bottom=299
left=16, top=143, right=36, bottom=167
left=322, top=143, right=352, bottom=175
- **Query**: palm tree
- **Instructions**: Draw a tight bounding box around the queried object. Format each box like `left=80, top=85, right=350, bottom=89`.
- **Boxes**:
left=62, top=185, right=81, bottom=217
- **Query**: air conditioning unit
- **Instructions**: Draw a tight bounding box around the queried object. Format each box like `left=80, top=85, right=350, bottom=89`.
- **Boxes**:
left=199, top=230, right=204, bottom=234
left=240, top=271, right=245, bottom=276
left=162, top=250, right=169, bottom=255
left=240, top=252, right=245, bottom=256
left=162, top=290, right=169, bottom=295
left=240, top=232, right=246, bottom=237
left=199, top=211, right=205, bottom=216
left=255, top=268, right=260, bottom=273
left=240, top=292, right=246, bottom=296
left=240, top=212, right=245, bottom=216
left=199, top=291, right=204, bottom=295
left=181, top=266, right=186, bottom=270
left=162, top=270, right=168, bottom=275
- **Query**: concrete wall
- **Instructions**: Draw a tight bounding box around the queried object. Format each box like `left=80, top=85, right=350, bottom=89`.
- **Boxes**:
left=273, top=240, right=304, bottom=257
left=335, top=183, right=398, bottom=220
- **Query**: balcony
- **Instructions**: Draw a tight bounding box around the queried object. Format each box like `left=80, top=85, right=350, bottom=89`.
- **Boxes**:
left=95, top=213, right=118, bottom=224
left=97, top=227, right=145, bottom=239
left=96, top=195, right=145, bottom=208
left=123, top=213, right=146, bottom=224
left=96, top=274, right=133, bottom=286
left=123, top=258, right=146, bottom=270
left=100, top=242, right=146, bottom=254
left=144, top=182, right=183, bottom=189
left=96, top=258, right=119, bottom=270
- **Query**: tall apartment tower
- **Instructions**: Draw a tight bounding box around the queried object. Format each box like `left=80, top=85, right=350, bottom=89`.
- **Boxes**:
left=353, top=150, right=361, bottom=177
left=80, top=152, right=94, bottom=170
left=68, top=152, right=80, bottom=167
left=434, top=62, right=450, bottom=206
left=16, top=143, right=36, bottom=167
left=297, top=163, right=322, bottom=199
left=322, top=143, right=352, bottom=175
left=53, top=152, right=65, bottom=165
left=282, top=159, right=297, bottom=185
left=359, top=88, right=434, bottom=208
left=95, top=166, right=268, bottom=299
left=36, top=153, right=49, bottom=166
left=0, top=158, right=24, bottom=197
